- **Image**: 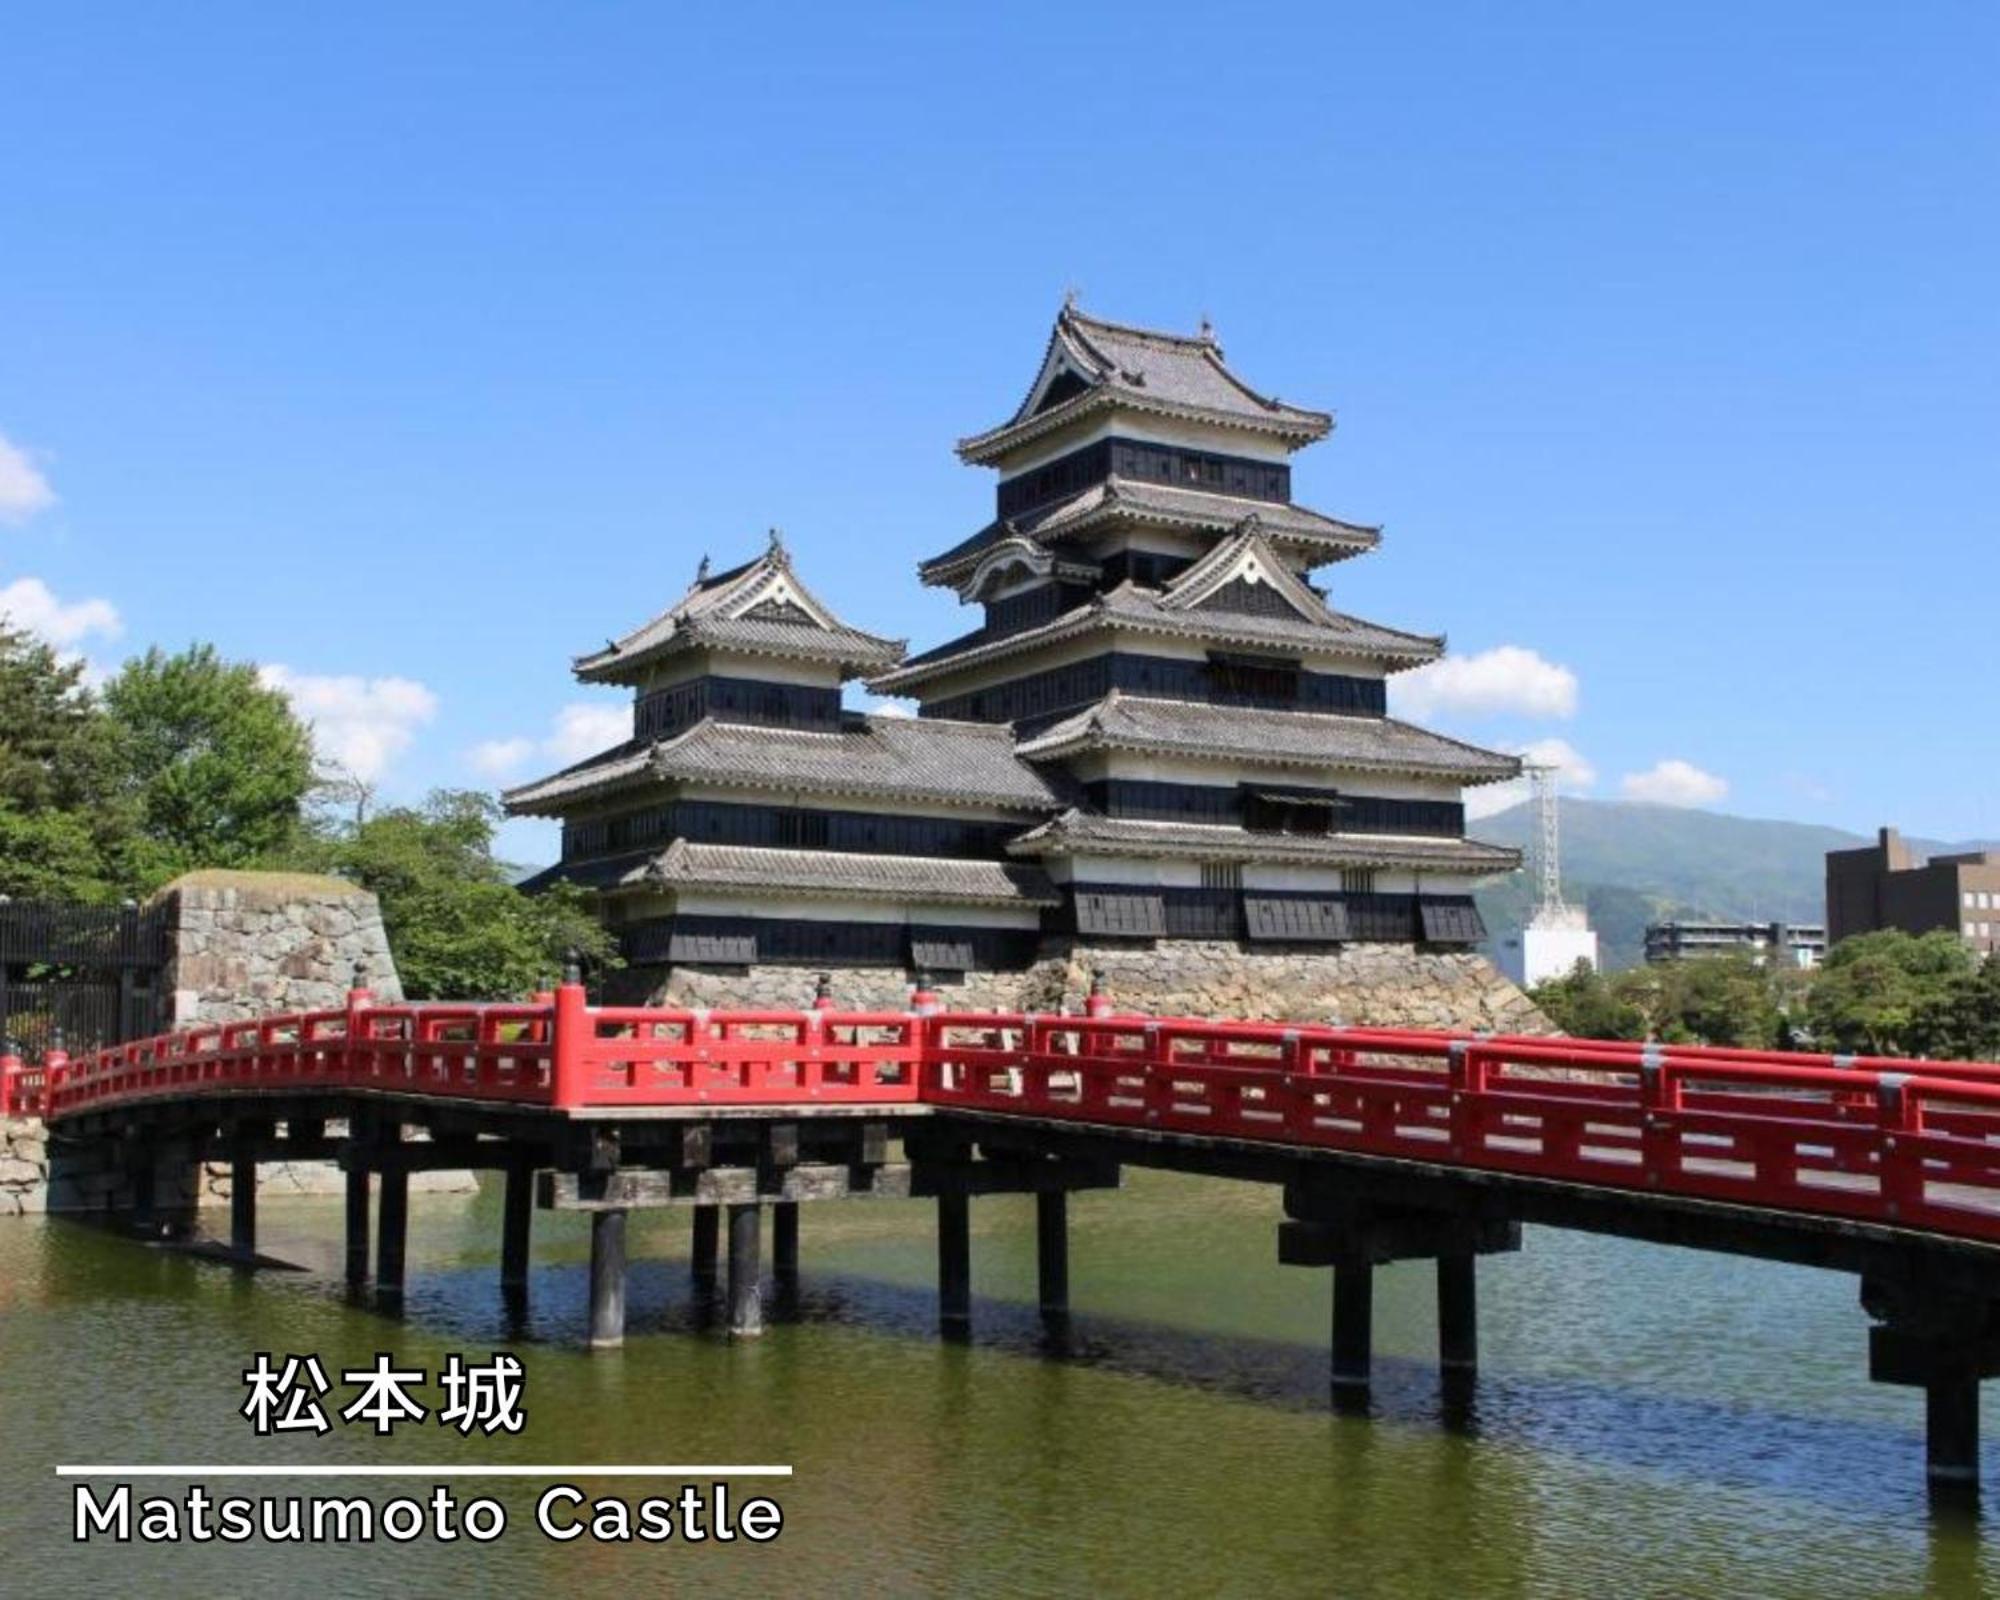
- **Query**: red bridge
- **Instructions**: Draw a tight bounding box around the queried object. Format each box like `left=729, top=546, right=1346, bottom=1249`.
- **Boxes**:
left=10, top=975, right=2000, bottom=1497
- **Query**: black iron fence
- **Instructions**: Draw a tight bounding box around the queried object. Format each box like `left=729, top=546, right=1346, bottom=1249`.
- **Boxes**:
left=0, top=900, right=168, bottom=1060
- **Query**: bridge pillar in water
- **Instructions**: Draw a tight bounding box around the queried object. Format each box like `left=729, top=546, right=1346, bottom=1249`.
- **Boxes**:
left=501, top=1160, right=534, bottom=1302
left=229, top=1141, right=256, bottom=1260
left=692, top=1205, right=719, bottom=1289
left=1037, top=1189, right=1070, bottom=1325
left=772, top=1200, right=799, bottom=1283
left=1864, top=1277, right=2000, bottom=1499
left=1282, top=1185, right=1520, bottom=1405
left=1438, top=1253, right=1478, bottom=1374
left=727, top=1202, right=764, bottom=1337
left=1330, top=1260, right=1374, bottom=1396
left=344, top=1166, right=370, bottom=1288
left=937, top=1184, right=972, bottom=1340
left=589, top=1209, right=628, bottom=1349
left=375, top=1165, right=409, bottom=1308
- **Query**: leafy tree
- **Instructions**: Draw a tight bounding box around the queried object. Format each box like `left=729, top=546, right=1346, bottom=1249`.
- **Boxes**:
left=1528, top=960, right=1647, bottom=1040
left=309, top=789, right=616, bottom=1000
left=1910, top=954, right=2000, bottom=1062
left=102, top=644, right=316, bottom=885
left=1806, top=929, right=1972, bottom=1056
left=1659, top=953, right=1782, bottom=1047
left=0, top=623, right=136, bottom=900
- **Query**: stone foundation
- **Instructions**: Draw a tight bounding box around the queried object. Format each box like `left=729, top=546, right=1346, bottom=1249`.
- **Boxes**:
left=633, top=939, right=1549, bottom=1033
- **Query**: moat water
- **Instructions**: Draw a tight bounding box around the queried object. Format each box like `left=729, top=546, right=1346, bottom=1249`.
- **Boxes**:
left=0, top=1168, right=1993, bottom=1597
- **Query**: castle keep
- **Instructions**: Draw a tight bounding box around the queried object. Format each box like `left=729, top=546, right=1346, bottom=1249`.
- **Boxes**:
left=505, top=305, right=1533, bottom=1025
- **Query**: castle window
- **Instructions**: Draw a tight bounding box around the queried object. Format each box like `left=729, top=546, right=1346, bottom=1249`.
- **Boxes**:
left=1342, top=868, right=1376, bottom=895
left=1200, top=862, right=1242, bottom=891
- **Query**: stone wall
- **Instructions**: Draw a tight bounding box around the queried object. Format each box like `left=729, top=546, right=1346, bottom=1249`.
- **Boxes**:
left=9, top=870, right=439, bottom=1217
left=155, top=869, right=404, bottom=1026
left=0, top=1117, right=47, bottom=1215
left=632, top=938, right=1549, bottom=1033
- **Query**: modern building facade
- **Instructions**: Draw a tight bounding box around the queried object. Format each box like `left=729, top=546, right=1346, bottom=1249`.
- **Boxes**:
left=505, top=304, right=1527, bottom=1011
left=1827, top=826, right=2000, bottom=957
left=1643, top=920, right=1826, bottom=968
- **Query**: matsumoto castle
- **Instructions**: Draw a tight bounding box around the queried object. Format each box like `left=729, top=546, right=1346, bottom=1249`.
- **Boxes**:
left=507, top=304, right=1532, bottom=1022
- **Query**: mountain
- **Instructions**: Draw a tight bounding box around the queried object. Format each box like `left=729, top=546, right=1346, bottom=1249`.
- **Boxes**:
left=1467, top=800, right=1996, bottom=970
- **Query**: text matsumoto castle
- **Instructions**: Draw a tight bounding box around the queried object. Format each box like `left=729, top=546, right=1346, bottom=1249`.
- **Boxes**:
left=506, top=304, right=1523, bottom=1000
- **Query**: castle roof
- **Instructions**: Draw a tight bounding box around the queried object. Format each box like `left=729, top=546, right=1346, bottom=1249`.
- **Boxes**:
left=918, top=478, right=1380, bottom=589
left=1007, top=810, right=1521, bottom=876
left=1014, top=693, right=1520, bottom=783
left=573, top=537, right=905, bottom=686
left=873, top=531, right=1443, bottom=694
left=503, top=711, right=1062, bottom=816
left=957, top=304, right=1333, bottom=465
left=640, top=839, right=1060, bottom=907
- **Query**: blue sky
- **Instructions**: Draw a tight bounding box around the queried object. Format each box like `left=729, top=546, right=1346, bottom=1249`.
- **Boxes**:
left=3, top=2, right=1995, bottom=863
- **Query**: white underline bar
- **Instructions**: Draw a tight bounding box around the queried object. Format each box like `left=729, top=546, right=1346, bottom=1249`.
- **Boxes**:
left=58, top=1465, right=792, bottom=1478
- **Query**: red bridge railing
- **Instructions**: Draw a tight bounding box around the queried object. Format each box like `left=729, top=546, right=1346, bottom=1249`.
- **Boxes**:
left=8, top=983, right=2000, bottom=1245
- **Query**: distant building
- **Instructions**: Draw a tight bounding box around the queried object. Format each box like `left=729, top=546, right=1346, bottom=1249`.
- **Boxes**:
left=1643, top=920, right=1826, bottom=968
left=1826, top=826, right=2000, bottom=956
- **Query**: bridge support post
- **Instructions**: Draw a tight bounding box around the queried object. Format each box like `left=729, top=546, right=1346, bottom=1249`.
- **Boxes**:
left=692, top=1205, right=720, bottom=1289
left=589, top=1209, right=627, bottom=1349
left=1036, top=1189, right=1069, bottom=1324
left=501, top=1160, right=533, bottom=1301
left=230, top=1148, right=256, bottom=1259
left=1331, top=1260, right=1373, bottom=1399
left=376, top=1166, right=409, bottom=1308
left=937, top=1185, right=972, bottom=1341
left=727, top=1202, right=763, bottom=1337
left=344, top=1166, right=370, bottom=1288
left=1438, top=1252, right=1477, bottom=1374
left=772, top=1201, right=799, bottom=1283
left=1927, top=1376, right=1980, bottom=1493
left=1863, top=1277, right=2000, bottom=1501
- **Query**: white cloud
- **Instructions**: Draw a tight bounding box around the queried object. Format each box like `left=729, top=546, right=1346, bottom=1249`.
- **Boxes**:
left=260, top=666, right=439, bottom=784
left=1389, top=645, right=1578, bottom=722
left=467, top=736, right=537, bottom=778
left=1466, top=737, right=1598, bottom=820
left=546, top=703, right=631, bottom=764
left=867, top=698, right=914, bottom=719
left=468, top=700, right=630, bottom=783
left=0, top=576, right=122, bottom=647
left=0, top=432, right=56, bottom=525
left=1620, top=758, right=1728, bottom=808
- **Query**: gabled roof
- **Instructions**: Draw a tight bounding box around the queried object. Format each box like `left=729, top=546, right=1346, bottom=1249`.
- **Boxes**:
left=502, top=711, right=1064, bottom=816
left=1007, top=810, right=1521, bottom=876
left=1156, top=521, right=1329, bottom=620
left=1013, top=694, right=1520, bottom=784
left=918, top=478, right=1380, bottom=589
left=573, top=535, right=906, bottom=685
left=957, top=304, right=1333, bottom=465
left=869, top=576, right=1443, bottom=694
left=640, top=840, right=1061, bottom=908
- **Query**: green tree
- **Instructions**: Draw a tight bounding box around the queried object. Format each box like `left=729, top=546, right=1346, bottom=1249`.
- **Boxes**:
left=311, top=789, right=615, bottom=1000
left=102, top=644, right=316, bottom=885
left=1528, top=959, right=1647, bottom=1039
left=1910, top=953, right=2000, bottom=1062
left=1806, top=929, right=1972, bottom=1055
left=1658, top=953, right=1782, bottom=1047
left=0, top=623, right=136, bottom=900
